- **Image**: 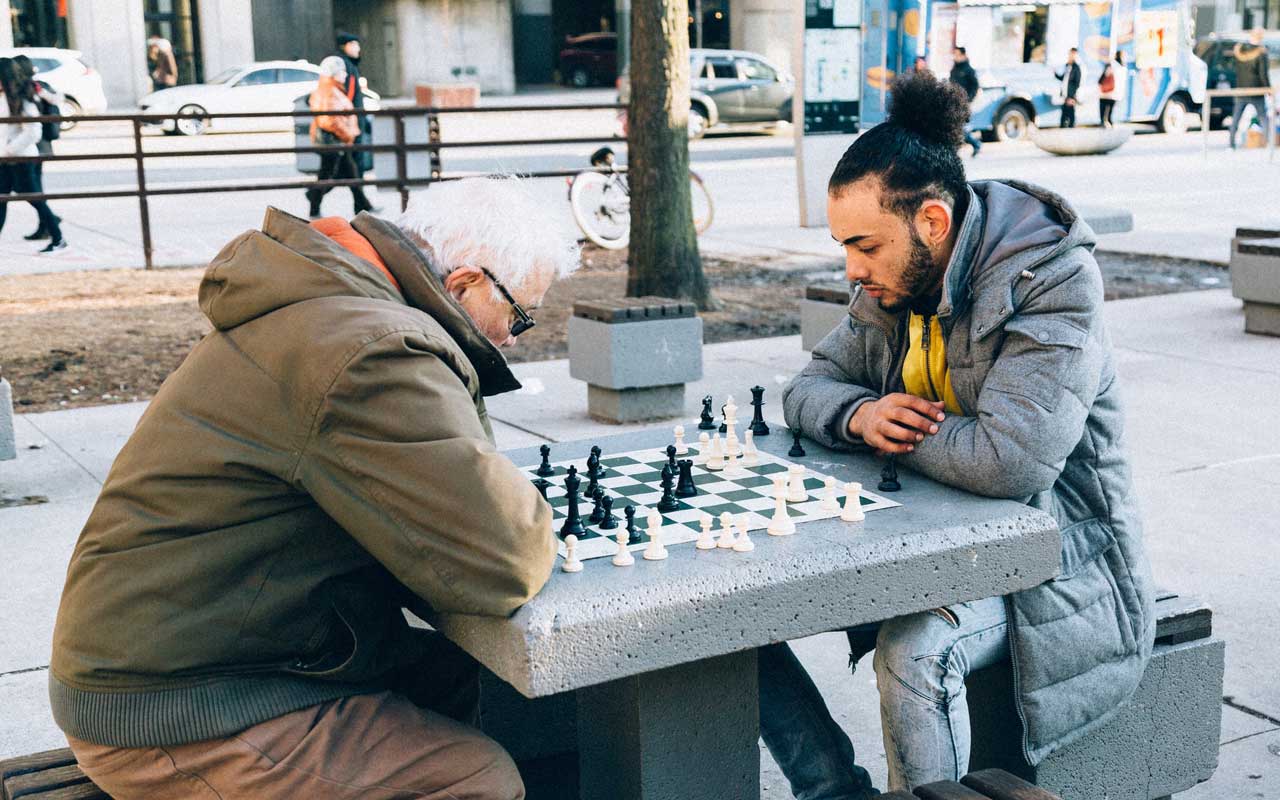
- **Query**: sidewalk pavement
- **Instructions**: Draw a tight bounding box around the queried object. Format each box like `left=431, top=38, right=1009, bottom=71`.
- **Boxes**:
left=2, top=288, right=1277, bottom=796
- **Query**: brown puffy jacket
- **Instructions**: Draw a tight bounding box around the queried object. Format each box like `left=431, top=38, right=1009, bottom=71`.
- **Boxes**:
left=309, top=74, right=359, bottom=143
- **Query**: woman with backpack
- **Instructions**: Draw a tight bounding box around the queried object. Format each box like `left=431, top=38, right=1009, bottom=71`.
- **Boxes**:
left=0, top=57, right=65, bottom=252
left=14, top=54, right=62, bottom=241
left=1098, top=51, right=1125, bottom=128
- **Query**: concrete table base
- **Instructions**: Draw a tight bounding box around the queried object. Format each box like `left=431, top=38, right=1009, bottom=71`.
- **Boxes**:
left=587, top=384, right=686, bottom=423
left=1244, top=301, right=1280, bottom=336
left=0, top=379, right=15, bottom=461
left=577, top=650, right=759, bottom=800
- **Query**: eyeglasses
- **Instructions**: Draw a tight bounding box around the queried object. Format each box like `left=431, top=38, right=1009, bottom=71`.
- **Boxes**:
left=480, top=267, right=536, bottom=337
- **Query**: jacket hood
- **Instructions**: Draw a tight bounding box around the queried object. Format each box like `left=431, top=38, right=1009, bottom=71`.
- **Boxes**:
left=198, top=207, right=521, bottom=396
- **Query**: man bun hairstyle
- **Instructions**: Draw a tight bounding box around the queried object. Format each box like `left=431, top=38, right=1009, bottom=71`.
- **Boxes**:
left=828, top=70, right=970, bottom=222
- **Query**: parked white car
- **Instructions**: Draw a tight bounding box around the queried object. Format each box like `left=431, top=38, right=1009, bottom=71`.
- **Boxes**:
left=0, top=47, right=108, bottom=126
left=139, top=60, right=381, bottom=135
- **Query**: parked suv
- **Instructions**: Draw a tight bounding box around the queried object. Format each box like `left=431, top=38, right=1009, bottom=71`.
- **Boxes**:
left=559, top=33, right=617, bottom=88
left=1196, top=31, right=1280, bottom=128
left=617, top=48, right=794, bottom=139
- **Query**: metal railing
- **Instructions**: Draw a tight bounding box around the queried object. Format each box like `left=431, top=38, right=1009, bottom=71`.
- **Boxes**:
left=0, top=103, right=626, bottom=268
left=1201, top=87, right=1277, bottom=161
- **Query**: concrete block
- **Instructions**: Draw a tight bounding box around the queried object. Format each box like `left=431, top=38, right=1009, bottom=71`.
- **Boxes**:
left=801, top=298, right=850, bottom=351
left=0, top=379, right=13, bottom=461
left=567, top=316, right=704, bottom=390
left=415, top=83, right=480, bottom=108
left=1243, top=301, right=1280, bottom=336
left=1229, top=239, right=1280, bottom=303
left=587, top=384, right=685, bottom=423
left=1076, top=205, right=1136, bottom=236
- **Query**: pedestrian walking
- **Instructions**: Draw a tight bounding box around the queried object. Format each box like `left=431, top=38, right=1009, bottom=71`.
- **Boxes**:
left=1055, top=48, right=1083, bottom=128
left=305, top=56, right=372, bottom=218
left=14, top=53, right=62, bottom=241
left=335, top=32, right=378, bottom=208
left=1097, top=51, right=1124, bottom=128
left=949, top=47, right=982, bottom=156
left=146, top=36, right=178, bottom=93
left=0, top=57, right=65, bottom=252
left=1229, top=29, right=1271, bottom=149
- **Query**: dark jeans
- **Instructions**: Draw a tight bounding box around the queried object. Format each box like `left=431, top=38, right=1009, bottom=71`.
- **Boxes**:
left=0, top=163, right=62, bottom=242
left=308, top=133, right=372, bottom=215
left=1230, top=96, right=1269, bottom=148
left=1061, top=99, right=1077, bottom=128
left=1099, top=98, right=1115, bottom=126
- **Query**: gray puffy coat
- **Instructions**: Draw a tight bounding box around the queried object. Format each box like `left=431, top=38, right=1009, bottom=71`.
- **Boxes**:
left=783, top=180, right=1155, bottom=765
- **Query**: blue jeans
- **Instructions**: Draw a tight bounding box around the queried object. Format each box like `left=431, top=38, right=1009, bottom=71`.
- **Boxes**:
left=759, top=596, right=1010, bottom=797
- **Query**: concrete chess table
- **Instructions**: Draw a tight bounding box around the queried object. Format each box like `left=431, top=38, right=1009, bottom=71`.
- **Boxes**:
left=433, top=426, right=1062, bottom=800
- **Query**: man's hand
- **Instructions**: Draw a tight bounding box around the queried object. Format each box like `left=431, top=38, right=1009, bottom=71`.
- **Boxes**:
left=849, top=394, right=946, bottom=454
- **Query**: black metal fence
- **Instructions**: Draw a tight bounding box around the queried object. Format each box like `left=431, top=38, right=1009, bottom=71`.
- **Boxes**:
left=0, top=103, right=626, bottom=268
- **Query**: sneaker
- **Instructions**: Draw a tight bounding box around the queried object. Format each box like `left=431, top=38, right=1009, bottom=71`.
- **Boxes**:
left=39, top=240, right=67, bottom=253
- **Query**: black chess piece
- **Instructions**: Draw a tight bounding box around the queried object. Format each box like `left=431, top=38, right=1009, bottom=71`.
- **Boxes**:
left=878, top=455, right=901, bottom=492
left=588, top=446, right=605, bottom=479
left=535, top=444, right=554, bottom=477
left=559, top=465, right=586, bottom=539
left=657, top=464, right=679, bottom=512
left=698, top=395, right=717, bottom=430
left=749, top=385, right=771, bottom=436
left=788, top=428, right=806, bottom=458
left=599, top=495, right=618, bottom=529
left=675, top=458, right=698, bottom=498
left=719, top=403, right=728, bottom=434
left=666, top=444, right=679, bottom=473
left=589, top=487, right=606, bottom=524
left=584, top=465, right=600, bottom=502
left=533, top=477, right=551, bottom=500
left=624, top=505, right=641, bottom=544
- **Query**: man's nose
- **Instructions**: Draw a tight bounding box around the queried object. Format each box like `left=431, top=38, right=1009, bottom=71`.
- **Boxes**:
left=845, top=255, right=868, bottom=282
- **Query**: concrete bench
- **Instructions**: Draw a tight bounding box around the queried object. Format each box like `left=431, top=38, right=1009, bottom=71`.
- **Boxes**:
left=1030, top=127, right=1133, bottom=156
left=801, top=283, right=851, bottom=351
left=567, top=296, right=703, bottom=423
left=1, top=369, right=15, bottom=461
left=1229, top=227, right=1280, bottom=337
left=0, top=748, right=108, bottom=799
left=967, top=590, right=1224, bottom=800
left=882, top=769, right=1062, bottom=799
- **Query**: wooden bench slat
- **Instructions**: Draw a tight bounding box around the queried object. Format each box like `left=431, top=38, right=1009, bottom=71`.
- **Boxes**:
left=1154, top=593, right=1213, bottom=645
left=4, top=765, right=95, bottom=800
left=880, top=792, right=917, bottom=800
left=962, top=768, right=1063, bottom=799
left=13, top=783, right=110, bottom=800
left=0, top=750, right=79, bottom=783
left=914, top=779, right=991, bottom=799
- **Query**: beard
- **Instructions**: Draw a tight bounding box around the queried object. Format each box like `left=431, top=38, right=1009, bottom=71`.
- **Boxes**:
left=877, top=226, right=940, bottom=313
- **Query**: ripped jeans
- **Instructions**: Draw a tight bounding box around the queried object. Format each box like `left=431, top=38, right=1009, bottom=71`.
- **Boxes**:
left=758, top=596, right=1010, bottom=798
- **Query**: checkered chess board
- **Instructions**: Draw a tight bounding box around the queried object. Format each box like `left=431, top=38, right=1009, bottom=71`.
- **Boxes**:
left=521, top=445, right=901, bottom=561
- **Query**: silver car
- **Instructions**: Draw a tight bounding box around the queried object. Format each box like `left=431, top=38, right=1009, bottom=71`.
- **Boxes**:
left=619, top=48, right=794, bottom=139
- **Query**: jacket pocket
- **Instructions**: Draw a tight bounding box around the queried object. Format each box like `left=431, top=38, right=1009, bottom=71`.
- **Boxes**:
left=1054, top=517, right=1117, bottom=580
left=986, top=317, right=1088, bottom=412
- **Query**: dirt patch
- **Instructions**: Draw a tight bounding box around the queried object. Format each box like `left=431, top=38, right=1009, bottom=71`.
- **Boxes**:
left=0, top=248, right=1226, bottom=414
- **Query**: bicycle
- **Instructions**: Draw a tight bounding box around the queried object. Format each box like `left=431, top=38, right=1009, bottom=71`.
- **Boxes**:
left=567, top=146, right=714, bottom=250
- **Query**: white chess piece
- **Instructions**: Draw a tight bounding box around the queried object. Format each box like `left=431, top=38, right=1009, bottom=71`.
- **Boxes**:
left=786, top=464, right=808, bottom=503
left=643, top=509, right=668, bottom=560
left=695, top=431, right=711, bottom=464
left=705, top=432, right=725, bottom=471
left=717, top=511, right=737, bottom=548
left=674, top=425, right=688, bottom=455
left=742, top=429, right=759, bottom=467
left=841, top=482, right=865, bottom=522
left=723, top=442, right=743, bottom=477
left=696, top=512, right=717, bottom=549
left=612, top=529, right=635, bottom=566
left=820, top=476, right=841, bottom=512
left=724, top=395, right=741, bottom=458
left=562, top=534, right=584, bottom=572
left=767, top=476, right=796, bottom=536
left=733, top=514, right=755, bottom=552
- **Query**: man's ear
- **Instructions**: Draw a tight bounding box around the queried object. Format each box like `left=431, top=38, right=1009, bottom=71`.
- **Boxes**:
left=443, top=265, right=486, bottom=300
left=916, top=200, right=954, bottom=248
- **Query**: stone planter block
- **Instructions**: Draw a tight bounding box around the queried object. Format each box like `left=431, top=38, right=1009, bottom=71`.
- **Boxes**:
left=801, top=284, right=851, bottom=351
left=0, top=378, right=15, bottom=462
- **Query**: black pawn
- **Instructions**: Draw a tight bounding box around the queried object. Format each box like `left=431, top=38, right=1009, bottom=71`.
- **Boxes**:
left=675, top=458, right=698, bottom=498
left=535, top=444, right=554, bottom=477
left=666, top=444, right=679, bottom=473
left=750, top=385, right=771, bottom=436
left=878, top=455, right=901, bottom=493
left=589, top=487, right=606, bottom=524
left=698, top=395, right=717, bottom=430
left=533, top=477, right=551, bottom=500
left=657, top=464, right=679, bottom=512
left=585, top=465, right=600, bottom=502
left=719, top=403, right=728, bottom=434
left=788, top=428, right=806, bottom=458
left=588, top=446, right=605, bottom=479
left=599, top=495, right=618, bottom=529
left=559, top=465, right=586, bottom=539
left=625, top=505, right=641, bottom=544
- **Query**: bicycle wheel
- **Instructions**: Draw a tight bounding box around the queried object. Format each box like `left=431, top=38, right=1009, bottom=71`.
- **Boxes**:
left=569, top=170, right=630, bottom=250
left=690, top=172, right=714, bottom=234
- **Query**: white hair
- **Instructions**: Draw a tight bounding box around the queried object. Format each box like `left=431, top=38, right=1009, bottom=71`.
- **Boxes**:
left=395, top=176, right=581, bottom=291
left=318, top=56, right=347, bottom=80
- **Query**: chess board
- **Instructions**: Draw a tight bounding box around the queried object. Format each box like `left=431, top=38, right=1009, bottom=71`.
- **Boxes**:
left=520, top=445, right=901, bottom=561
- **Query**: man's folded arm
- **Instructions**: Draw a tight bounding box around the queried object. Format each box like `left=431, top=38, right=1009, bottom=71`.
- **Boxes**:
left=297, top=329, right=557, bottom=617
left=783, top=318, right=882, bottom=450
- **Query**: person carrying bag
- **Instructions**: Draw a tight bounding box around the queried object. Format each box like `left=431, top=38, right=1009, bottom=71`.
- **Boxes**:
left=305, top=56, right=372, bottom=218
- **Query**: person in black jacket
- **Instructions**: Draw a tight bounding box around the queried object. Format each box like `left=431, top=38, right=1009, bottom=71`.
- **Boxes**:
left=1055, top=48, right=1083, bottom=128
left=334, top=32, right=379, bottom=211
left=949, top=47, right=982, bottom=156
left=1229, top=29, right=1271, bottom=148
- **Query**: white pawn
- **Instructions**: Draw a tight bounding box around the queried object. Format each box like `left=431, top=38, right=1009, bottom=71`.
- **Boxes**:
left=674, top=425, right=688, bottom=455
left=742, top=429, right=759, bottom=467
left=767, top=476, right=796, bottom=536
left=695, top=431, right=711, bottom=464
left=733, top=514, right=755, bottom=552
left=786, top=464, right=808, bottom=503
left=705, top=432, right=725, bottom=471
left=643, top=509, right=668, bottom=560
left=696, top=512, right=717, bottom=549
left=562, top=534, right=584, bottom=572
left=820, top=476, right=841, bottom=512
left=723, top=442, right=743, bottom=477
left=841, top=482, right=866, bottom=522
left=717, top=511, right=737, bottom=548
left=612, top=529, right=635, bottom=566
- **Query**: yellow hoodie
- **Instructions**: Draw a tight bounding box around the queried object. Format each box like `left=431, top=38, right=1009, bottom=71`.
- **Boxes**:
left=902, top=312, right=962, bottom=414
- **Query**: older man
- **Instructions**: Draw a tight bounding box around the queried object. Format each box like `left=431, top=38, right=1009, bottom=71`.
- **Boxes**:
left=50, top=177, right=579, bottom=800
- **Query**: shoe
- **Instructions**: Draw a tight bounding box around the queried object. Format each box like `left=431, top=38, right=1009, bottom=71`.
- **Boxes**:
left=39, top=240, right=67, bottom=253
left=24, top=227, right=49, bottom=241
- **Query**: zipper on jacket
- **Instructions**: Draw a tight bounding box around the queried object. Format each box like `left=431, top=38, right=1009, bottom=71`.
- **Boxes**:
left=921, top=315, right=940, bottom=401
left=1003, top=599, right=1036, bottom=765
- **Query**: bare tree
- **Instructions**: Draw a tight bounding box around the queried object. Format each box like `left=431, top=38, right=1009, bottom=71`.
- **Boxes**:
left=626, top=0, right=712, bottom=309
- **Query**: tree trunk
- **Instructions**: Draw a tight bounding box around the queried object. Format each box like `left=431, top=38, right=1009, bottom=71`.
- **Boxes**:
left=626, top=0, right=712, bottom=309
